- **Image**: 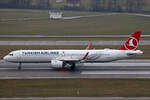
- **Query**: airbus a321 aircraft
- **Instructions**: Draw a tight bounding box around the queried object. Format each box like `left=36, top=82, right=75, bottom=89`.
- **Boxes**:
left=3, top=31, right=143, bottom=70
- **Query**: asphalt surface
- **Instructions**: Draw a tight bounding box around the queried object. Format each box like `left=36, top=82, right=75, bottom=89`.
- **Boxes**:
left=0, top=97, right=150, bottom=100
left=0, top=40, right=149, bottom=46
left=0, top=59, right=150, bottom=79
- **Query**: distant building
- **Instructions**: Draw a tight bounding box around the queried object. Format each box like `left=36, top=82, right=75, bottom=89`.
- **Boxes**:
left=56, top=0, right=64, bottom=3
left=66, top=0, right=81, bottom=7
left=50, top=0, right=92, bottom=10
left=49, top=11, right=63, bottom=19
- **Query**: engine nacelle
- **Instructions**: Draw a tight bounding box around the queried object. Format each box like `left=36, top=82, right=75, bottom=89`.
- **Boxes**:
left=51, top=60, right=76, bottom=70
left=51, top=60, right=63, bottom=68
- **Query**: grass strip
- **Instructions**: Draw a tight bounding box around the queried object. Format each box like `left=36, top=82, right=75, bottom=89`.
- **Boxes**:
left=0, top=79, right=150, bottom=97
left=0, top=10, right=150, bottom=35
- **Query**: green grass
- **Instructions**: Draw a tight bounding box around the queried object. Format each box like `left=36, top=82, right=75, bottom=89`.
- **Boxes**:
left=0, top=45, right=149, bottom=59
left=0, top=79, right=150, bottom=97
left=0, top=9, right=150, bottom=35
left=0, top=9, right=101, bottom=19
left=63, top=11, right=102, bottom=17
left=143, top=0, right=150, bottom=12
left=0, top=9, right=49, bottom=19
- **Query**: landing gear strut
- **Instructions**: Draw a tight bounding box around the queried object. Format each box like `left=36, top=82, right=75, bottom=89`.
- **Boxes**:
left=63, top=62, right=76, bottom=71
left=70, top=63, right=76, bottom=71
left=18, top=62, right=22, bottom=70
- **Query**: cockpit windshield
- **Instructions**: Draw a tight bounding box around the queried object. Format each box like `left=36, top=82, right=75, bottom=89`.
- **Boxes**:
left=8, top=54, right=13, bottom=56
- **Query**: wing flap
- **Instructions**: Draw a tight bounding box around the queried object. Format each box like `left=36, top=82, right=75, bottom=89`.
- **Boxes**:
left=56, top=52, right=89, bottom=62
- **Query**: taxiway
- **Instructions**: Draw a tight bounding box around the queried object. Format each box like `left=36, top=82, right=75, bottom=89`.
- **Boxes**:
left=0, top=35, right=149, bottom=38
left=0, top=40, right=149, bottom=46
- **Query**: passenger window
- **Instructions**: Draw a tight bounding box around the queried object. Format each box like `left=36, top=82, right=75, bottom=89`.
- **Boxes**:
left=9, top=54, right=13, bottom=56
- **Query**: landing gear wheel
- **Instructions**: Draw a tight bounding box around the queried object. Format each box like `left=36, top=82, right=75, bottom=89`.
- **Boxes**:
left=70, top=63, right=76, bottom=71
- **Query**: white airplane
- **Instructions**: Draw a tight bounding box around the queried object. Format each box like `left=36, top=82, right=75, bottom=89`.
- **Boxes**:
left=3, top=31, right=143, bottom=70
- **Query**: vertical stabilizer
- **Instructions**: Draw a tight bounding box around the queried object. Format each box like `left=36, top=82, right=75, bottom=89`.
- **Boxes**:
left=119, top=31, right=141, bottom=50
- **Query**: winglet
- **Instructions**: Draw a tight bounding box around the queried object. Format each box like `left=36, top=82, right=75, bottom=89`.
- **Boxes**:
left=86, top=42, right=92, bottom=50
left=83, top=52, right=89, bottom=60
left=119, top=31, right=141, bottom=50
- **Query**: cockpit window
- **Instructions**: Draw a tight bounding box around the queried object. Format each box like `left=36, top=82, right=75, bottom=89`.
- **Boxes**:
left=9, top=54, right=13, bottom=56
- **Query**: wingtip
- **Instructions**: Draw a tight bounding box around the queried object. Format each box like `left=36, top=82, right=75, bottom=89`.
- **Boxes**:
left=135, top=30, right=142, bottom=34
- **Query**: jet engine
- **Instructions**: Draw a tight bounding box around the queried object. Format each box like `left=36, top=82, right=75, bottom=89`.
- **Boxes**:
left=51, top=60, right=63, bottom=68
left=51, top=60, right=76, bottom=70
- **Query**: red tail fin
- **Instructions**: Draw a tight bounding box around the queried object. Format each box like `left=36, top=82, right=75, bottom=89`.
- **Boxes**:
left=86, top=42, right=92, bottom=50
left=119, top=31, right=141, bottom=50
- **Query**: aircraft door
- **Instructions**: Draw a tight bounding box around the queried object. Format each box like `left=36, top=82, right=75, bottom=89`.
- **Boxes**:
left=17, top=51, right=22, bottom=62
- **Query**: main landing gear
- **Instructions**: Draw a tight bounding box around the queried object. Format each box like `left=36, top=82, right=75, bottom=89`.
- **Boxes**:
left=70, top=63, right=76, bottom=71
left=63, top=62, right=76, bottom=71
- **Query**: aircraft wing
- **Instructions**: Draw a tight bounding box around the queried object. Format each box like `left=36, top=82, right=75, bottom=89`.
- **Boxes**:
left=56, top=52, right=89, bottom=62
left=59, top=59, right=80, bottom=62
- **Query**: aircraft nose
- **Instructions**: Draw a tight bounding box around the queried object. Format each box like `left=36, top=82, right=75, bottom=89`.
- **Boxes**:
left=3, top=56, right=8, bottom=61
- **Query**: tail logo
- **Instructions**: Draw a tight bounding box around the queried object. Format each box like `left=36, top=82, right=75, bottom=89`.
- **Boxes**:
left=124, top=37, right=138, bottom=50
left=129, top=39, right=135, bottom=47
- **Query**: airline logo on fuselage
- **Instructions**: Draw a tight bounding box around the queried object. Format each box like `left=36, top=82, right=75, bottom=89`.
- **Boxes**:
left=22, top=51, right=59, bottom=55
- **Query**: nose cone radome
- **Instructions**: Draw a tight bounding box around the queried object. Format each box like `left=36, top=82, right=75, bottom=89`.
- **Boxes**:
left=3, top=56, right=8, bottom=61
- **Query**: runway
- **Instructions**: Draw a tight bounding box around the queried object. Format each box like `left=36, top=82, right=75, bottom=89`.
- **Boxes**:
left=0, top=40, right=149, bottom=46
left=0, top=59, right=150, bottom=79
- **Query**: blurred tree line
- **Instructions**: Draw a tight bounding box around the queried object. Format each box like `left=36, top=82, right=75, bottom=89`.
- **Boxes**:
left=0, top=0, right=51, bottom=9
left=0, top=0, right=146, bottom=13
left=91, top=0, right=146, bottom=12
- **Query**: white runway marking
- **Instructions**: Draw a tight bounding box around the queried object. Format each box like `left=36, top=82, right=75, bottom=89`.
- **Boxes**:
left=81, top=71, right=150, bottom=75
